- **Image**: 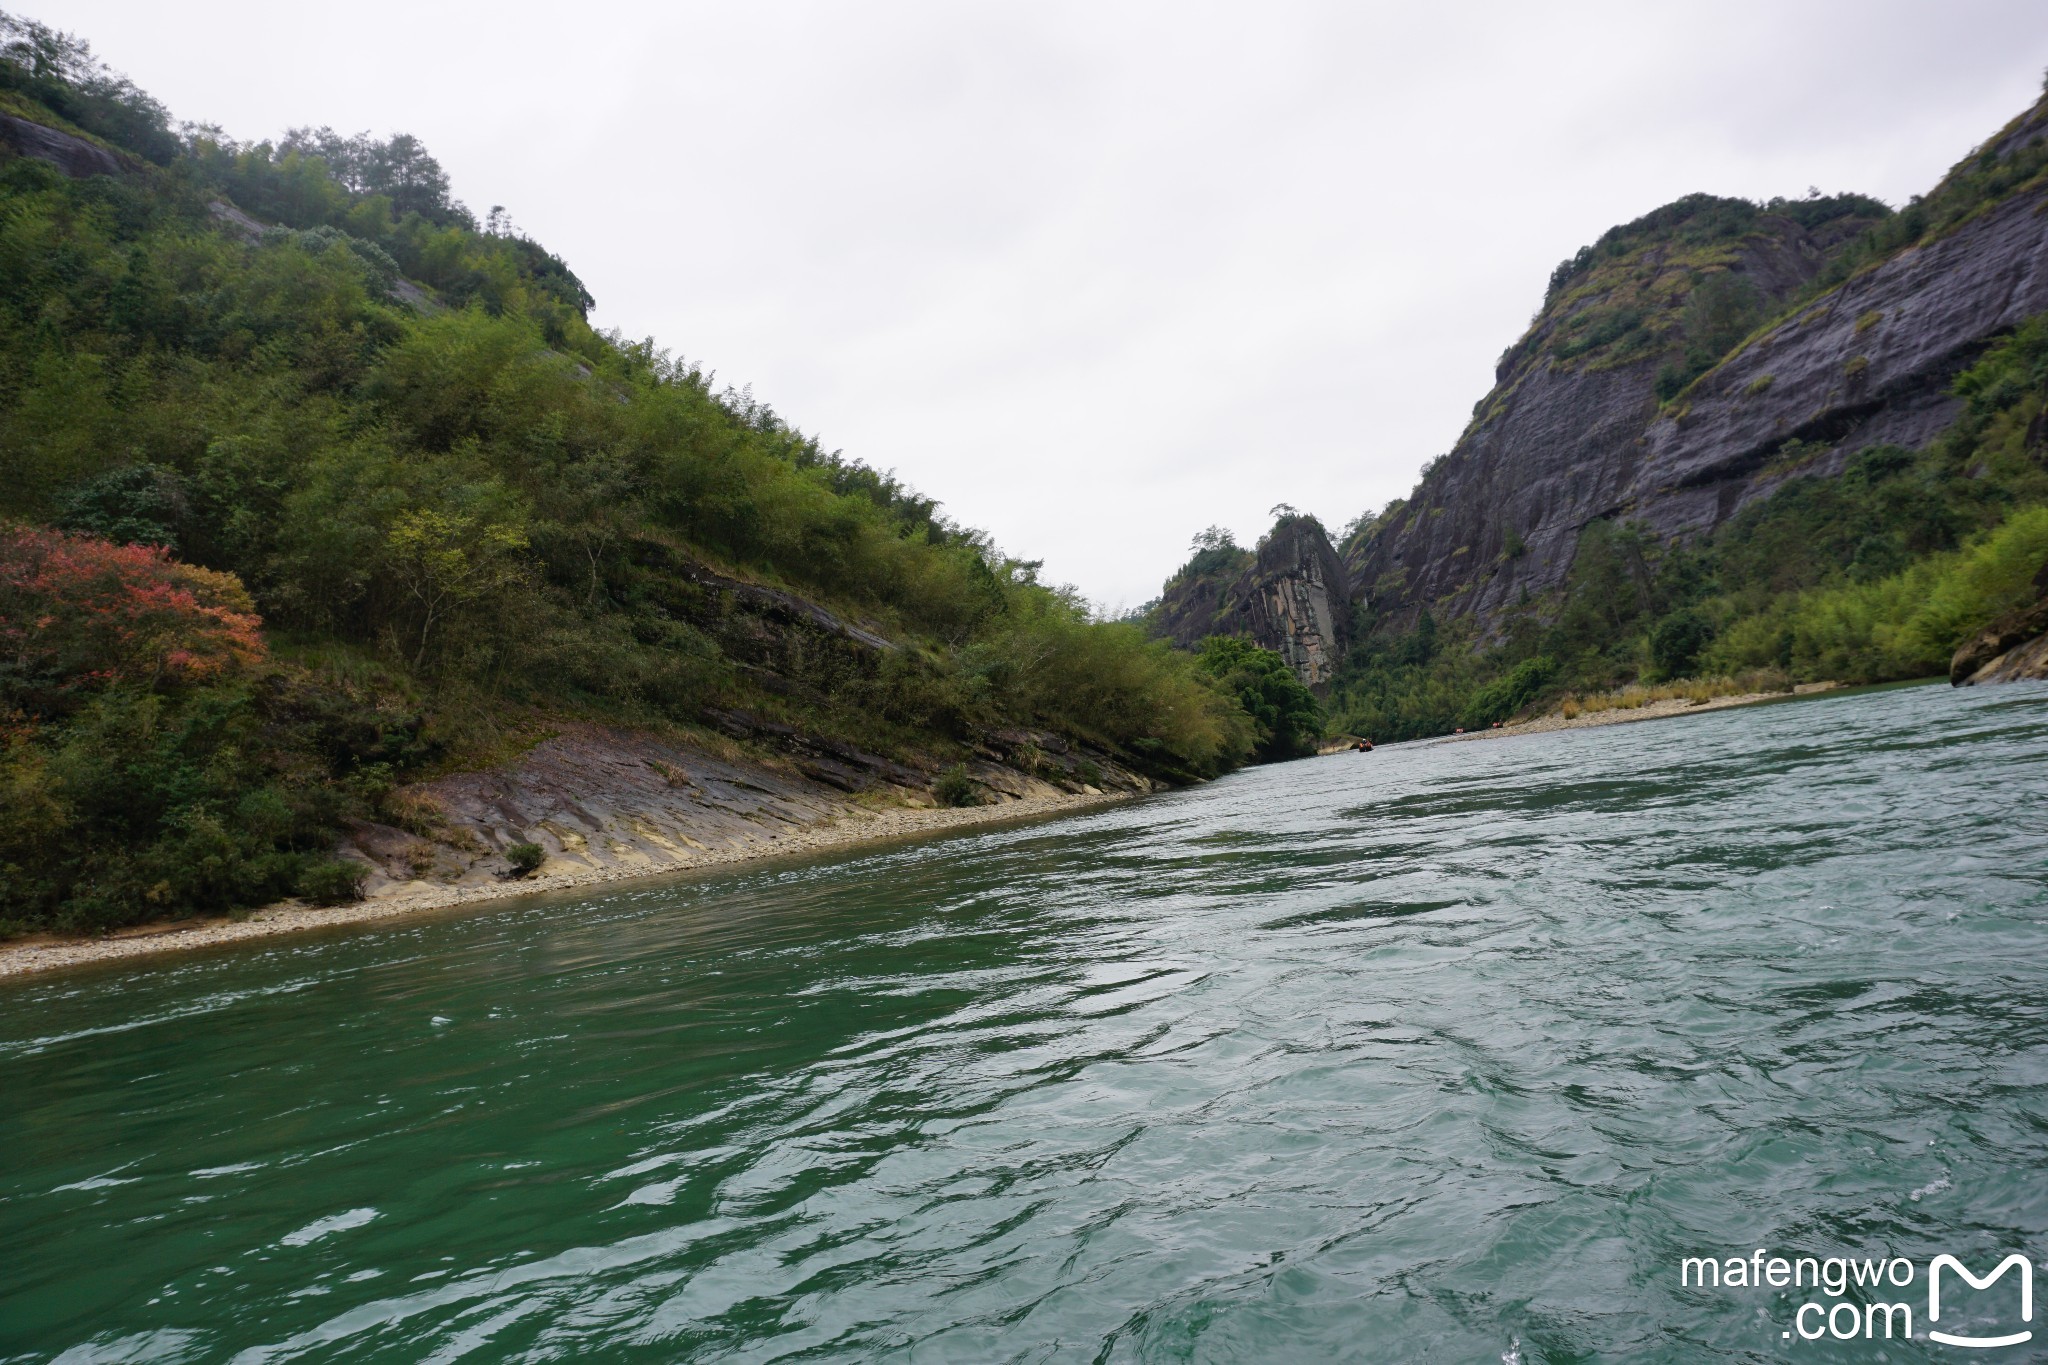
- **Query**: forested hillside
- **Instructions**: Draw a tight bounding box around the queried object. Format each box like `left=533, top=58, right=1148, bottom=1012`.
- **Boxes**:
left=0, top=13, right=1290, bottom=934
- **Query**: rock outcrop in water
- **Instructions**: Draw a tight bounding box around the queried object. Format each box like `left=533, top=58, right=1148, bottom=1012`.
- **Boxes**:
left=1156, top=516, right=1355, bottom=690
left=1343, top=95, right=2048, bottom=638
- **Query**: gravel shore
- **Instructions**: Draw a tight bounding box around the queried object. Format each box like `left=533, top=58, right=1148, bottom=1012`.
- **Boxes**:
left=1442, top=682, right=1839, bottom=742
left=0, top=790, right=1130, bottom=980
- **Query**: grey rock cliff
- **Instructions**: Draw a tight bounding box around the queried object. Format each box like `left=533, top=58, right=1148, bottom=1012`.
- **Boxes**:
left=1158, top=517, right=1356, bottom=690
left=1637, top=183, right=2048, bottom=539
left=1353, top=100, right=2048, bottom=635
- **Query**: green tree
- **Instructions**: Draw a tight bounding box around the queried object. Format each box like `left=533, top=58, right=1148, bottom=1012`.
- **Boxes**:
left=383, top=509, right=528, bottom=668
left=1172, top=525, right=1252, bottom=583
left=1649, top=608, right=1715, bottom=680
left=1196, top=636, right=1321, bottom=761
left=1459, top=656, right=1556, bottom=729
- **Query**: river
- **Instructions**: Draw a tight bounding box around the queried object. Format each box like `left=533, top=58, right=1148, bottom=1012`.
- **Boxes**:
left=4, top=681, right=2045, bottom=1363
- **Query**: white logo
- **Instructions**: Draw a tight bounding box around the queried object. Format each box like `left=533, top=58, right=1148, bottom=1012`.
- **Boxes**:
left=1928, top=1253, right=2033, bottom=1349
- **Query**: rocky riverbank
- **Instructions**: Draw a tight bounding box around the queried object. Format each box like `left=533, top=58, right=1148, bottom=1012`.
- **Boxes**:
left=0, top=787, right=1131, bottom=979
left=1441, top=682, right=1843, bottom=741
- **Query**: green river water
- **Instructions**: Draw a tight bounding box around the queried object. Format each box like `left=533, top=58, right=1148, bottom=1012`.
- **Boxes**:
left=4, top=681, right=2047, bottom=1363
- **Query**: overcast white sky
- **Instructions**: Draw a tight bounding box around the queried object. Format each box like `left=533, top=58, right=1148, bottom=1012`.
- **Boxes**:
left=45, top=1, right=2048, bottom=607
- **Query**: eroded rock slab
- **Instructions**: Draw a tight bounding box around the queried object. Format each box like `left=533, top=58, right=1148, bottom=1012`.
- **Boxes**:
left=1952, top=561, right=2048, bottom=685
left=343, top=722, right=1153, bottom=896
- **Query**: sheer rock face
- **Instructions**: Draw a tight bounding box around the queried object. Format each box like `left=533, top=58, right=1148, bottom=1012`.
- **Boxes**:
left=1243, top=521, right=1355, bottom=688
left=1351, top=119, right=2048, bottom=636
left=1158, top=518, right=1356, bottom=691
left=1635, top=182, right=2048, bottom=522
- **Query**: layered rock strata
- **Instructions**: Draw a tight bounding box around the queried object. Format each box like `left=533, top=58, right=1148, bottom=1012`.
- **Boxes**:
left=1157, top=517, right=1356, bottom=690
left=1951, top=561, right=2048, bottom=685
left=343, top=721, right=1156, bottom=896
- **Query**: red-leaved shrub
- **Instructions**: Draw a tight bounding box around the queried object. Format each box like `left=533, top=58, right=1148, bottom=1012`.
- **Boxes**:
left=0, top=525, right=265, bottom=702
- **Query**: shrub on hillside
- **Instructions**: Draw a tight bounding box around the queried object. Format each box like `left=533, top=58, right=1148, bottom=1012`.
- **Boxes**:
left=298, top=858, right=367, bottom=905
left=55, top=463, right=189, bottom=550
left=979, top=592, right=1255, bottom=778
left=933, top=764, right=978, bottom=807
left=0, top=688, right=352, bottom=934
left=1649, top=608, right=1715, bottom=680
left=1705, top=506, right=2048, bottom=681
left=1459, top=656, right=1557, bottom=730
left=0, top=525, right=264, bottom=714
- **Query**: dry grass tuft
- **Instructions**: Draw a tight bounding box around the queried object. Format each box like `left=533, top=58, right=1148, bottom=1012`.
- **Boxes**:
left=1551, top=670, right=1794, bottom=718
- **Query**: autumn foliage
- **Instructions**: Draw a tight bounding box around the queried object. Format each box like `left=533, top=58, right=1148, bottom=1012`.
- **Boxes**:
left=0, top=528, right=378, bottom=933
left=0, top=525, right=265, bottom=707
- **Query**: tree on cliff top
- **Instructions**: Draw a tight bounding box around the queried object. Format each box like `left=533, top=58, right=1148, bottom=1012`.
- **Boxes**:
left=0, top=9, right=177, bottom=162
left=1173, top=526, right=1252, bottom=584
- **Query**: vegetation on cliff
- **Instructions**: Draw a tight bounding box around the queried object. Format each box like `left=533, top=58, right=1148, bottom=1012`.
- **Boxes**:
left=1529, top=190, right=1887, bottom=386
left=0, top=13, right=1257, bottom=934
left=1171, top=527, right=1255, bottom=587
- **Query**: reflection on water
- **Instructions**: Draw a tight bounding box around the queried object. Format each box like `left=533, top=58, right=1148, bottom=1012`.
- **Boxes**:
left=3, top=681, right=2045, bottom=1362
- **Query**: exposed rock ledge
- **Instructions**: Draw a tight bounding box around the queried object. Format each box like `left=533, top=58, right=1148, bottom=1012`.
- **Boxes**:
left=0, top=111, right=135, bottom=178
left=345, top=720, right=1151, bottom=896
